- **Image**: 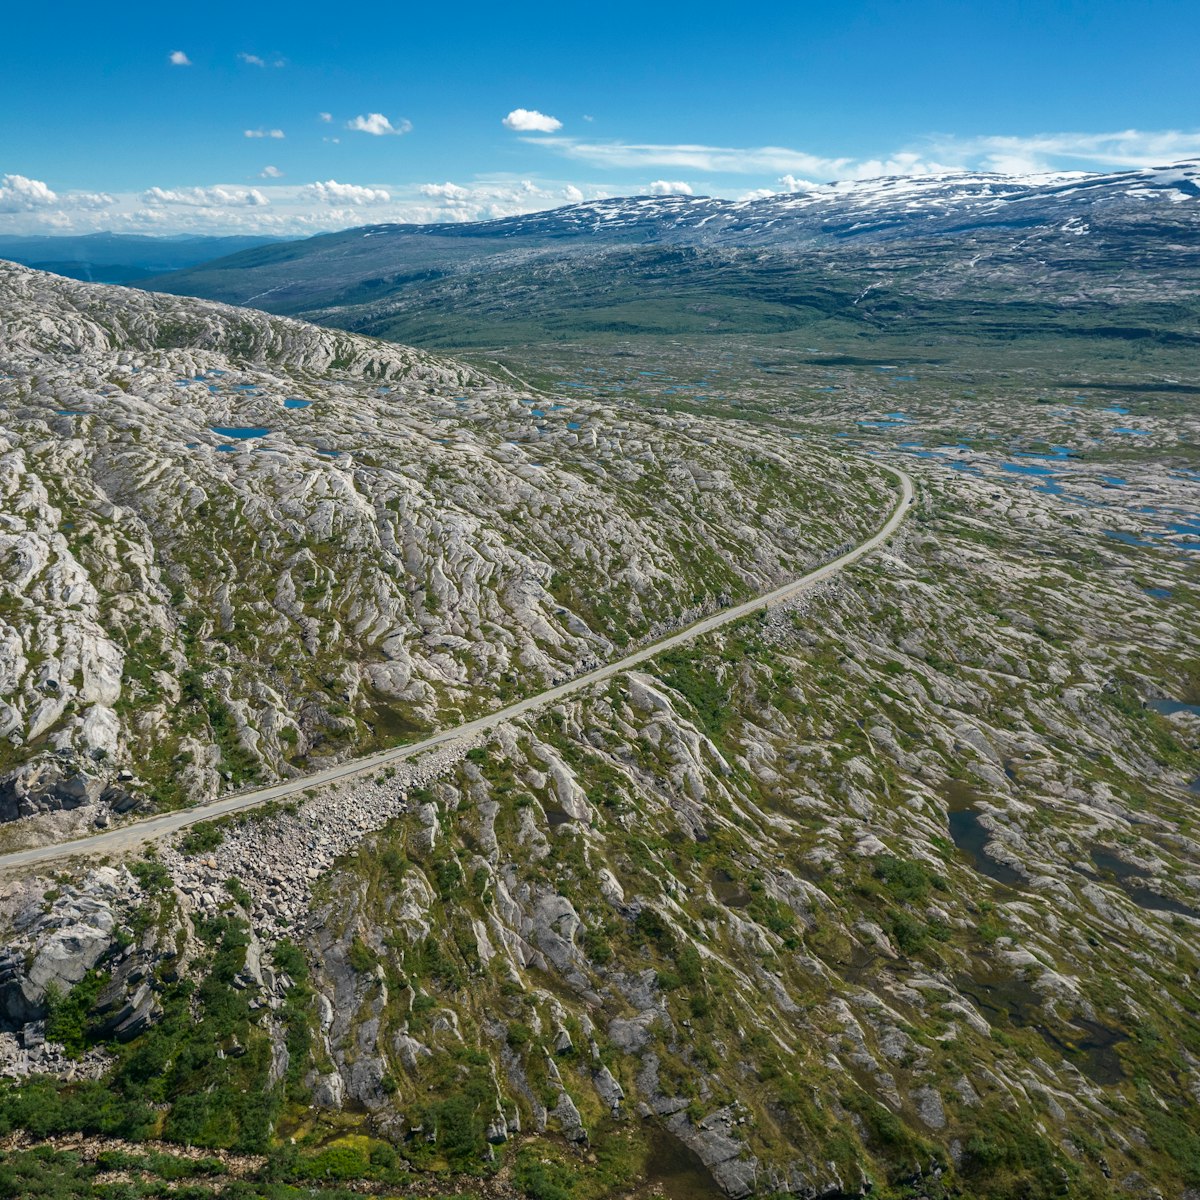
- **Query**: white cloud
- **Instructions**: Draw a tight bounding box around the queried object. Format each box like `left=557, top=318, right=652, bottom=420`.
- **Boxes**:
left=260, top=165, right=284, bottom=179
left=931, top=128, right=1200, bottom=172
left=299, top=179, right=391, bottom=205
left=168, top=50, right=191, bottom=66
left=531, top=138, right=855, bottom=177
left=420, top=182, right=470, bottom=202
left=318, top=112, right=332, bottom=123
left=244, top=128, right=286, bottom=139
left=0, top=174, right=58, bottom=211
left=238, top=52, right=266, bottom=66
left=74, top=191, right=117, bottom=209
left=524, top=128, right=1200, bottom=183
left=145, top=186, right=270, bottom=208
left=7, top=125, right=1197, bottom=238
left=648, top=180, right=693, bottom=196
left=776, top=174, right=827, bottom=193
left=347, top=113, right=412, bottom=136
left=503, top=108, right=562, bottom=133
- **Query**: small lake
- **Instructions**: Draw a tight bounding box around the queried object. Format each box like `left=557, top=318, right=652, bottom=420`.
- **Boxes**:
left=211, top=426, right=270, bottom=439
left=636, top=1125, right=724, bottom=1199
left=948, top=809, right=1024, bottom=886
left=944, top=781, right=1023, bottom=887
left=284, top=398, right=311, bottom=409
left=1090, top=848, right=1198, bottom=919
left=1148, top=697, right=1200, bottom=718
left=956, top=972, right=1126, bottom=1084
left=1143, top=586, right=1172, bottom=599
left=1113, top=427, right=1150, bottom=436
left=1003, top=462, right=1055, bottom=476
left=1104, top=530, right=1156, bottom=548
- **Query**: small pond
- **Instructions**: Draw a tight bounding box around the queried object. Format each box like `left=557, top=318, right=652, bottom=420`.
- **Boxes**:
left=944, top=781, right=1023, bottom=887
left=1089, top=848, right=1199, bottom=919
left=956, top=972, right=1127, bottom=1084
left=211, top=426, right=270, bottom=439
left=1002, top=462, right=1055, bottom=477
left=1104, top=530, right=1156, bottom=548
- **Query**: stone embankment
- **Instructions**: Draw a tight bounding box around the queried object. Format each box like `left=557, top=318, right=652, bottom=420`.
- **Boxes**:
left=160, top=739, right=480, bottom=937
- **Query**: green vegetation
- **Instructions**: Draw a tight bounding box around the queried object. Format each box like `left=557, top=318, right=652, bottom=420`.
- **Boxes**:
left=178, top=821, right=224, bottom=857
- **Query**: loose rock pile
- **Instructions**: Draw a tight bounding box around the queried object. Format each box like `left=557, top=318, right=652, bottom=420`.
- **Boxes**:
left=160, top=739, right=480, bottom=938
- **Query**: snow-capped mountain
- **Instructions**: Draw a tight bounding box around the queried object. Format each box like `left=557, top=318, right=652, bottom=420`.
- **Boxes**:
left=356, top=160, right=1200, bottom=246
left=138, top=161, right=1200, bottom=342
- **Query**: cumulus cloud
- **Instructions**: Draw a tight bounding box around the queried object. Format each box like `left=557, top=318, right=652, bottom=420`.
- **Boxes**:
left=648, top=180, right=693, bottom=196
left=299, top=179, right=391, bottom=205
left=145, top=185, right=269, bottom=207
left=318, top=112, right=332, bottom=123
left=0, top=174, right=58, bottom=211
left=73, top=191, right=117, bottom=209
left=238, top=52, right=266, bottom=66
left=503, top=108, right=562, bottom=133
left=0, top=175, right=601, bottom=235
left=776, top=174, right=827, bottom=193
left=260, top=165, right=284, bottom=178
left=420, top=182, right=470, bottom=202
left=168, top=50, right=191, bottom=66
left=346, top=113, right=412, bottom=136
left=244, top=128, right=286, bottom=139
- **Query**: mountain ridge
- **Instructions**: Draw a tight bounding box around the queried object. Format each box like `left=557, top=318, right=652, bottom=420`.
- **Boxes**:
left=135, top=161, right=1200, bottom=349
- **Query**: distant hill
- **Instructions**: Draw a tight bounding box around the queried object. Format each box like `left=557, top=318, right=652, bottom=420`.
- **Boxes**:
left=139, top=162, right=1200, bottom=349
left=0, top=232, right=288, bottom=286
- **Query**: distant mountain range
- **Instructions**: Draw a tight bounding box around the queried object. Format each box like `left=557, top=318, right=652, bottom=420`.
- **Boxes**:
left=127, top=162, right=1200, bottom=350
left=0, top=232, right=285, bottom=286
left=11, top=163, right=1200, bottom=349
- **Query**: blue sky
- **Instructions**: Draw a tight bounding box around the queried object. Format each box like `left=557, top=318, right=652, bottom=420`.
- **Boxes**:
left=2, top=0, right=1199, bottom=235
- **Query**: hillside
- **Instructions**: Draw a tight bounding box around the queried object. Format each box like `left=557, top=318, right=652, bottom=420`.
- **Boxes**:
left=0, top=262, right=891, bottom=844
left=0, top=260, right=1198, bottom=1199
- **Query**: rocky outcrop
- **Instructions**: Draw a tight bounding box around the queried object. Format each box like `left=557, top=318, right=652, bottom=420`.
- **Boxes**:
left=0, top=865, right=176, bottom=1076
